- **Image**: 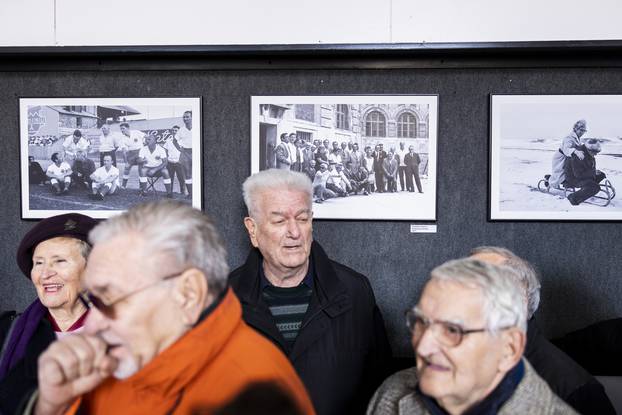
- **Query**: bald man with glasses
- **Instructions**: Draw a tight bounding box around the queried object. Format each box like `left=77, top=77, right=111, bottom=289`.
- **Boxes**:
left=367, top=258, right=576, bottom=415
left=29, top=201, right=314, bottom=415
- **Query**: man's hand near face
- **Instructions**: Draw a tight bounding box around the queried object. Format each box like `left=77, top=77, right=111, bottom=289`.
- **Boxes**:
left=35, top=334, right=118, bottom=415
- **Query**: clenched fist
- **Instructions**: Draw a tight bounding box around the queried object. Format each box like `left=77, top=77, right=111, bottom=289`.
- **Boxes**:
left=35, top=334, right=118, bottom=415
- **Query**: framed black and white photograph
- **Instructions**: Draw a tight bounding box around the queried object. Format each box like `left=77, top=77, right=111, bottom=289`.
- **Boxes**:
left=20, top=97, right=201, bottom=219
left=490, top=94, right=621, bottom=221
left=251, top=95, right=438, bottom=220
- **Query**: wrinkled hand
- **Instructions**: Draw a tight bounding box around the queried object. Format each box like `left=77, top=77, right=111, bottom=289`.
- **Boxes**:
left=35, top=334, right=117, bottom=415
left=575, top=150, right=585, bottom=160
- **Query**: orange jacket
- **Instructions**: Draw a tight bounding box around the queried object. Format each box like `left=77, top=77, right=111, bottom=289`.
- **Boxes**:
left=66, top=288, right=315, bottom=414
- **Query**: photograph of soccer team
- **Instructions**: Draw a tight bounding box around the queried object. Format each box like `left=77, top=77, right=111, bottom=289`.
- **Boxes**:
left=20, top=98, right=201, bottom=219
left=251, top=96, right=438, bottom=220
left=490, top=94, right=621, bottom=220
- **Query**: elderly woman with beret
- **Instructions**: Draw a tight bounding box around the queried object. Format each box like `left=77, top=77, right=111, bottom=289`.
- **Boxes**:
left=0, top=213, right=97, bottom=414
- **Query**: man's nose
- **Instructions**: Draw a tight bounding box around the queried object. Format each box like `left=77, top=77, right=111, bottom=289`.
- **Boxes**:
left=286, top=220, right=301, bottom=238
left=413, top=324, right=440, bottom=357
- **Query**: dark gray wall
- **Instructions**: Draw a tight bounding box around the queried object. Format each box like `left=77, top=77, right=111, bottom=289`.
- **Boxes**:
left=1, top=67, right=621, bottom=357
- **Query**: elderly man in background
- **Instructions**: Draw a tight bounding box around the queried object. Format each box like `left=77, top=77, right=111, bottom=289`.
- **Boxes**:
left=0, top=213, right=97, bottom=415
left=368, top=258, right=576, bottom=415
left=229, top=169, right=391, bottom=415
left=30, top=201, right=314, bottom=415
left=470, top=246, right=615, bottom=415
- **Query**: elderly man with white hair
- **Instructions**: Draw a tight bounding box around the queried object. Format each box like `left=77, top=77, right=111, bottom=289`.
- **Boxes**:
left=470, top=246, right=616, bottom=415
left=29, top=200, right=314, bottom=415
left=367, top=258, right=576, bottom=415
left=229, top=169, right=391, bottom=415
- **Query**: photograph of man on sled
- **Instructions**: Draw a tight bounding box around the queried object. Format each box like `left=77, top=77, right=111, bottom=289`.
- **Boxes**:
left=490, top=95, right=620, bottom=220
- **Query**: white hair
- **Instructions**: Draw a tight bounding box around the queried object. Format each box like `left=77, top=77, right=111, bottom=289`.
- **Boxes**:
left=89, top=200, right=229, bottom=296
left=429, top=258, right=527, bottom=333
left=470, top=246, right=541, bottom=319
left=242, top=169, right=312, bottom=219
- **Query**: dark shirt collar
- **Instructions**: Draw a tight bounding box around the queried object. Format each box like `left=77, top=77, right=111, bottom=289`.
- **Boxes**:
left=418, top=359, right=525, bottom=415
left=196, top=285, right=229, bottom=324
left=259, top=259, right=314, bottom=289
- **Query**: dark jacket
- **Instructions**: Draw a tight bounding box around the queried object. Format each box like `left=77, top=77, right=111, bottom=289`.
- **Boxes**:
left=552, top=318, right=622, bottom=376
left=0, top=311, right=55, bottom=415
left=563, top=144, right=597, bottom=187
left=229, top=241, right=392, bottom=415
left=403, top=152, right=421, bottom=169
left=525, top=318, right=616, bottom=415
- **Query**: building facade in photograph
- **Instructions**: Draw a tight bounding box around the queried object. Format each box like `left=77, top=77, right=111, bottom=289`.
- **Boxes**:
left=27, top=105, right=141, bottom=160
left=258, top=102, right=430, bottom=171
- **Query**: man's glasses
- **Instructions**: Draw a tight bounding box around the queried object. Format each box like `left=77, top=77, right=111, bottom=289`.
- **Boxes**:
left=405, top=308, right=488, bottom=348
left=79, top=271, right=185, bottom=319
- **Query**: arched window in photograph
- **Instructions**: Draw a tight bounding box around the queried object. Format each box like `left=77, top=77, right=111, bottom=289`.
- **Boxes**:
left=397, top=112, right=417, bottom=138
left=335, top=104, right=349, bottom=130
left=365, top=111, right=386, bottom=137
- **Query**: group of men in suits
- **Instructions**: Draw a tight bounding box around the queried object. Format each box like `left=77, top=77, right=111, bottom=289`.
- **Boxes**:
left=274, top=133, right=425, bottom=203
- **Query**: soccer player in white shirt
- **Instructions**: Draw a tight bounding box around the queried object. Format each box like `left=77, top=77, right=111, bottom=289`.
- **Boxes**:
left=45, top=152, right=72, bottom=195
left=137, top=134, right=173, bottom=197
left=119, top=122, right=146, bottom=189
left=62, top=130, right=90, bottom=167
left=98, top=124, right=120, bottom=167
left=89, top=154, right=120, bottom=200
left=163, top=125, right=186, bottom=195
left=171, top=110, right=193, bottom=198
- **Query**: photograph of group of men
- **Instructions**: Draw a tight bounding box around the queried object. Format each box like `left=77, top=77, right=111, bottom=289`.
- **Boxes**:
left=252, top=96, right=438, bottom=220
left=23, top=99, right=199, bottom=218
left=273, top=133, right=425, bottom=204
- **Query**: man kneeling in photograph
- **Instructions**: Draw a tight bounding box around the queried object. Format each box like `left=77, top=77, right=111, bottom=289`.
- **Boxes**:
left=564, top=138, right=606, bottom=206
left=89, top=154, right=120, bottom=200
left=45, top=152, right=72, bottom=195
left=344, top=162, right=370, bottom=195
left=312, top=162, right=335, bottom=203
left=72, top=150, right=96, bottom=191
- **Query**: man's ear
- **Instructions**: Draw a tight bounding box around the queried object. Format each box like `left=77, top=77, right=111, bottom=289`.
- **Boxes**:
left=174, top=268, right=209, bottom=326
left=498, top=328, right=526, bottom=372
left=244, top=217, right=259, bottom=248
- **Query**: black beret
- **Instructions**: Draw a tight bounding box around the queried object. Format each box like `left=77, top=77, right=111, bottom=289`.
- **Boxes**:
left=16, top=213, right=98, bottom=279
